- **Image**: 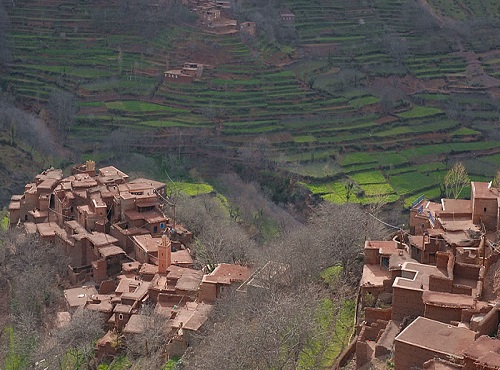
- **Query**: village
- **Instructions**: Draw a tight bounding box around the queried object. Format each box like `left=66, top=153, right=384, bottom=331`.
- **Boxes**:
left=163, top=0, right=294, bottom=83
left=7, top=160, right=500, bottom=369
left=7, top=161, right=259, bottom=361
left=351, top=180, right=500, bottom=369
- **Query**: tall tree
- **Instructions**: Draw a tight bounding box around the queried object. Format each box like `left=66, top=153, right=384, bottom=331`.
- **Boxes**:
left=48, top=89, right=77, bottom=137
left=444, top=162, right=470, bottom=199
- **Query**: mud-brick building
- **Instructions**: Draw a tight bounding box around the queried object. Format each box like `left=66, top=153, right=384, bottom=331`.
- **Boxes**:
left=394, top=317, right=476, bottom=370
left=354, top=179, right=500, bottom=369
left=11, top=162, right=254, bottom=361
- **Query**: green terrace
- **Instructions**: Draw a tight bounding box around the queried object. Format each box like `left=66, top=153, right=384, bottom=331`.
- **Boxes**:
left=4, top=0, right=500, bottom=208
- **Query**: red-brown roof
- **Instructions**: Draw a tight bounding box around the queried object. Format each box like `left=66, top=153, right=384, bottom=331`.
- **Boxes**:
left=441, top=199, right=472, bottom=213
left=176, top=268, right=203, bottom=292
left=36, top=222, right=64, bottom=237
left=202, top=264, right=252, bottom=285
left=133, top=234, right=161, bottom=253
left=171, top=250, right=193, bottom=266
left=365, top=240, right=398, bottom=255
left=472, top=182, right=499, bottom=199
left=125, top=209, right=167, bottom=223
left=396, top=317, right=475, bottom=357
left=422, top=291, right=474, bottom=309
left=463, top=335, right=500, bottom=368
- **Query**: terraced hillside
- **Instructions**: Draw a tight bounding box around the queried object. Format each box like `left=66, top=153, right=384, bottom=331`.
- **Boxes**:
left=1, top=0, right=499, bottom=207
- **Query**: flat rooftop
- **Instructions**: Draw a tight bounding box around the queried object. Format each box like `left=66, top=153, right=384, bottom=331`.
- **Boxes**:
left=472, top=182, right=499, bottom=199
left=442, top=230, right=480, bottom=247
left=364, top=240, right=399, bottom=255
left=98, top=166, right=128, bottom=179
left=176, top=268, right=203, bottom=292
left=36, top=222, right=64, bottom=237
left=86, top=232, right=118, bottom=247
left=170, top=303, right=212, bottom=331
left=133, top=234, right=161, bottom=253
left=99, top=245, right=126, bottom=258
left=360, top=264, right=392, bottom=288
left=393, top=262, right=448, bottom=291
left=123, top=314, right=147, bottom=334
left=441, top=199, right=472, bottom=214
left=64, top=286, right=98, bottom=308
left=439, top=219, right=479, bottom=233
left=125, top=209, right=166, bottom=223
left=202, top=263, right=252, bottom=285
left=463, top=335, right=500, bottom=368
left=422, top=291, right=474, bottom=309
left=396, top=316, right=475, bottom=357
left=171, top=249, right=193, bottom=266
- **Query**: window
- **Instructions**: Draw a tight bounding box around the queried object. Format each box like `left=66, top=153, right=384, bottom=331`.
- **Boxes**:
left=154, top=226, right=158, bottom=233
left=160, top=222, right=165, bottom=229
left=484, top=207, right=487, bottom=212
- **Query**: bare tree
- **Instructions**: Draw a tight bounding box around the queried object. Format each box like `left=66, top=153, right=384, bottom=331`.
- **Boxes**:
left=0, top=230, right=69, bottom=368
left=35, top=308, right=105, bottom=369
left=183, top=284, right=322, bottom=370
left=238, top=137, right=274, bottom=170
left=259, top=202, right=387, bottom=286
left=218, top=173, right=301, bottom=240
left=174, top=194, right=257, bottom=267
left=381, top=34, right=408, bottom=63
left=48, top=89, right=77, bottom=136
left=0, top=1, right=12, bottom=66
left=126, top=305, right=168, bottom=364
left=493, top=171, right=500, bottom=188
left=0, top=94, right=56, bottom=155
left=444, top=162, right=470, bottom=199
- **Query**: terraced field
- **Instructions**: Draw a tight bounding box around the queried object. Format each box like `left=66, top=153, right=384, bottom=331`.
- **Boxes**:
left=1, top=0, right=499, bottom=207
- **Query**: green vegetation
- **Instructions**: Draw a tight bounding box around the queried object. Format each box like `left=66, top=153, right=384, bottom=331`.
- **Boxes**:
left=170, top=182, right=214, bottom=196
left=348, top=96, right=380, bottom=109
left=98, top=356, right=132, bottom=370
left=1, top=0, right=499, bottom=208
left=3, top=327, right=28, bottom=370
left=1, top=215, right=8, bottom=231
left=298, top=299, right=355, bottom=369
left=105, top=101, right=188, bottom=113
left=398, top=106, right=443, bottom=119
left=350, top=170, right=387, bottom=185
left=163, top=357, right=181, bottom=370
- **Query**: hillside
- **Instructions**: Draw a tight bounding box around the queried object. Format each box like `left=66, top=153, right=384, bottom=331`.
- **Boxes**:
left=0, top=0, right=499, bottom=208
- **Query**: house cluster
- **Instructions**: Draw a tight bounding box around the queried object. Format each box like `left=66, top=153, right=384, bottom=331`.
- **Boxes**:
left=354, top=181, right=500, bottom=369
left=8, top=162, right=253, bottom=359
left=184, top=0, right=256, bottom=36
left=164, top=62, right=206, bottom=84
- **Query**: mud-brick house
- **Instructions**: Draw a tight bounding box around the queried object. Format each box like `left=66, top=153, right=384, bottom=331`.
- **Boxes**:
left=471, top=182, right=500, bottom=232
left=164, top=62, right=205, bottom=84
left=8, top=167, right=63, bottom=226
left=199, top=263, right=252, bottom=303
left=280, top=8, right=295, bottom=24
left=463, top=335, right=500, bottom=370
left=240, top=21, right=256, bottom=37
left=132, top=234, right=161, bottom=264
left=394, top=316, right=476, bottom=370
